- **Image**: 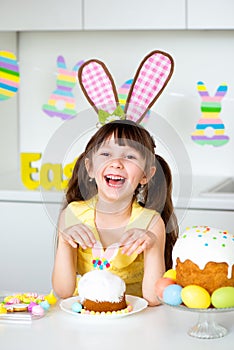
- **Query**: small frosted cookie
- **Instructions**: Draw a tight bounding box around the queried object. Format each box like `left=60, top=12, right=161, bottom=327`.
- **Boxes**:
left=5, top=303, right=28, bottom=312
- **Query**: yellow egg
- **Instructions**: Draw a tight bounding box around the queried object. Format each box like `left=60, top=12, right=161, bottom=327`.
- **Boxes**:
left=163, top=269, right=176, bottom=281
left=0, top=304, right=7, bottom=314
left=45, top=290, right=57, bottom=305
left=181, top=285, right=211, bottom=309
left=211, top=287, right=234, bottom=308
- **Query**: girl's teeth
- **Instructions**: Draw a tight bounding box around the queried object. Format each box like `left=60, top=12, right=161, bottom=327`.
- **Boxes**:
left=105, top=175, right=125, bottom=185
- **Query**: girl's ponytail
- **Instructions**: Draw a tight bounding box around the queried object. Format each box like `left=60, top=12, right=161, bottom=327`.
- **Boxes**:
left=147, top=154, right=178, bottom=270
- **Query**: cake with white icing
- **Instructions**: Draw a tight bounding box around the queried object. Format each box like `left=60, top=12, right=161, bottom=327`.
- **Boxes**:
left=78, top=270, right=127, bottom=312
left=172, top=226, right=234, bottom=294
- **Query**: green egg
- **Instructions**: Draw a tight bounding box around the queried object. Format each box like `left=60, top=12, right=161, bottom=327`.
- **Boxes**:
left=211, top=287, right=234, bottom=308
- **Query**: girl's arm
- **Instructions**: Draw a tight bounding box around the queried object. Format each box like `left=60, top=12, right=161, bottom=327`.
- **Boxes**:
left=52, top=210, right=77, bottom=299
left=120, top=215, right=166, bottom=306
left=142, top=215, right=166, bottom=306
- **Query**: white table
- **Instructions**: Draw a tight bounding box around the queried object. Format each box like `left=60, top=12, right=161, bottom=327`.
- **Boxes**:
left=1, top=301, right=234, bottom=350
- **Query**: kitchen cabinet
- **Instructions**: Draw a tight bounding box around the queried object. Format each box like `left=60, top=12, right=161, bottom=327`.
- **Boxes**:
left=187, top=0, right=234, bottom=29
left=0, top=0, right=82, bottom=31
left=176, top=208, right=234, bottom=233
left=0, top=201, right=60, bottom=293
left=84, top=0, right=186, bottom=30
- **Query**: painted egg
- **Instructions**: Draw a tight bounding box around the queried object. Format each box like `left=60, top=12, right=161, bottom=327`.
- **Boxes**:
left=45, top=290, right=57, bottom=305
left=0, top=51, right=20, bottom=101
left=211, top=287, right=234, bottom=308
left=31, top=305, right=45, bottom=316
left=163, top=284, right=182, bottom=306
left=181, top=285, right=211, bottom=309
left=40, top=300, right=50, bottom=311
left=163, top=269, right=176, bottom=281
left=72, top=302, right=83, bottom=313
left=155, top=277, right=176, bottom=299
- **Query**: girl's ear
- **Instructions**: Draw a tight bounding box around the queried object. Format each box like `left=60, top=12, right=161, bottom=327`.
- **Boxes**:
left=85, top=158, right=94, bottom=178
left=140, top=166, right=156, bottom=185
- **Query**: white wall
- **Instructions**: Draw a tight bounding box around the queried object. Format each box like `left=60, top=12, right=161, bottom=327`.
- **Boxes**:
left=1, top=30, right=234, bottom=180
left=18, top=30, right=234, bottom=178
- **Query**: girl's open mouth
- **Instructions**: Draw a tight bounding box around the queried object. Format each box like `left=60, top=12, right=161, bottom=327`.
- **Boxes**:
left=104, top=175, right=126, bottom=187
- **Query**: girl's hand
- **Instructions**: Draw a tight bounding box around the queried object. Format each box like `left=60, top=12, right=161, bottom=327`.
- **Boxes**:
left=119, top=228, right=157, bottom=256
left=59, top=224, right=96, bottom=249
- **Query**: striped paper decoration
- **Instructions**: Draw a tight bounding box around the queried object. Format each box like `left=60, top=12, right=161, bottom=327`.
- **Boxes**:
left=0, top=51, right=20, bottom=101
left=42, top=56, right=84, bottom=120
left=191, top=82, right=229, bottom=146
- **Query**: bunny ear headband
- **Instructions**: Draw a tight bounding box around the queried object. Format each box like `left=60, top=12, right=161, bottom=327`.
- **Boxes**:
left=78, top=50, right=174, bottom=126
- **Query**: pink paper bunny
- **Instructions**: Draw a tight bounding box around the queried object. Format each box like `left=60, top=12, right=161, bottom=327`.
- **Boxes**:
left=92, top=241, right=119, bottom=270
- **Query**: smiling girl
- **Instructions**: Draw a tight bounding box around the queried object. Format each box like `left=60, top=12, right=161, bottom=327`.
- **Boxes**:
left=52, top=120, right=178, bottom=306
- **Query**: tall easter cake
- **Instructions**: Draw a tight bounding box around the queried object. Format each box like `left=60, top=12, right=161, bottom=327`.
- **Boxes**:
left=172, top=226, right=234, bottom=294
left=78, top=270, right=127, bottom=312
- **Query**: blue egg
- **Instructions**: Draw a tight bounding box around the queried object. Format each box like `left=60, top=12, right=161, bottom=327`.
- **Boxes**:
left=163, top=284, right=183, bottom=306
left=40, top=300, right=50, bottom=310
left=71, top=302, right=83, bottom=313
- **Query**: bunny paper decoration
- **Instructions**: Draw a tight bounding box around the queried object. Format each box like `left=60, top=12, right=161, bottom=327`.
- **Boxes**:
left=0, top=51, right=20, bottom=101
left=78, top=50, right=174, bottom=126
left=92, top=241, right=119, bottom=270
left=191, top=81, right=229, bottom=146
left=42, top=55, right=84, bottom=120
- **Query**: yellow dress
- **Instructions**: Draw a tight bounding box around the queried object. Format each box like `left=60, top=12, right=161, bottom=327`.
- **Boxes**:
left=65, top=196, right=158, bottom=297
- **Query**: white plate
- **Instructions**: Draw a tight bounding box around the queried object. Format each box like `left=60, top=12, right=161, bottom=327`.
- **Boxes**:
left=60, top=295, right=148, bottom=319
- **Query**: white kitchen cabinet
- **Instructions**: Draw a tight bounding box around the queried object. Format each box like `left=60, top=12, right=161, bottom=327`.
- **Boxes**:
left=0, top=201, right=61, bottom=293
left=0, top=0, right=82, bottom=31
left=84, top=0, right=186, bottom=30
left=176, top=208, right=234, bottom=233
left=187, top=0, right=234, bottom=29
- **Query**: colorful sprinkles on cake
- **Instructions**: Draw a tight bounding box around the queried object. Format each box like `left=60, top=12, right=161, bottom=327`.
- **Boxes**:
left=0, top=51, right=20, bottom=101
left=173, top=226, right=234, bottom=278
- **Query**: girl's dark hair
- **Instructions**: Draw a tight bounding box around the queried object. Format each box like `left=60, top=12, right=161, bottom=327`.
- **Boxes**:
left=65, top=120, right=178, bottom=270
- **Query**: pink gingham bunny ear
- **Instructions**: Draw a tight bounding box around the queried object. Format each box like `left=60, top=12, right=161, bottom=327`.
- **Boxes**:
left=78, top=59, right=122, bottom=124
left=92, top=241, right=119, bottom=270
left=78, top=50, right=174, bottom=125
left=124, top=50, right=174, bottom=123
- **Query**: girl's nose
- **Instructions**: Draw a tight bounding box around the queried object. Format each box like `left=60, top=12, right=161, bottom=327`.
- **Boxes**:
left=109, top=157, right=123, bottom=168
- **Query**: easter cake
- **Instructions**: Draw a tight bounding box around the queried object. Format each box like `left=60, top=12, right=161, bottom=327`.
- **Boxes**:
left=78, top=269, right=127, bottom=312
left=172, top=226, right=234, bottom=294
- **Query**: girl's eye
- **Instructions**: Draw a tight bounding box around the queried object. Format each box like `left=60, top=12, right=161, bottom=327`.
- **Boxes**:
left=100, top=152, right=110, bottom=157
left=126, top=154, right=137, bottom=160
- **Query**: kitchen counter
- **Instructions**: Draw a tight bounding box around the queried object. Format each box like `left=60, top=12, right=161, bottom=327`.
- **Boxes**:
left=172, top=174, right=234, bottom=211
left=1, top=301, right=234, bottom=350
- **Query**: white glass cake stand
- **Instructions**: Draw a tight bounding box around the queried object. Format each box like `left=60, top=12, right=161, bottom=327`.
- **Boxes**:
left=160, top=299, right=234, bottom=339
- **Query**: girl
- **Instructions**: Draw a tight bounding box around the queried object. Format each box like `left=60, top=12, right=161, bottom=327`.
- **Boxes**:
left=52, top=120, right=178, bottom=306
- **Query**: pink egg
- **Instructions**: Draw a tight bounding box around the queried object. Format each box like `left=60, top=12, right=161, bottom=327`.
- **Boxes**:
left=31, top=305, right=44, bottom=316
left=155, top=277, right=176, bottom=299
